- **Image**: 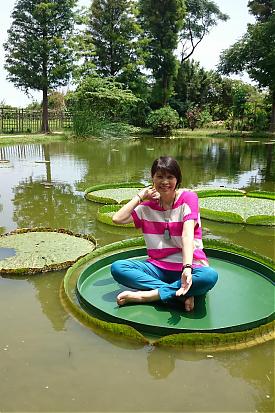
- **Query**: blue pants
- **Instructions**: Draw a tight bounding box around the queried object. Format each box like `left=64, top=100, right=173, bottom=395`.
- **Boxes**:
left=111, top=259, right=218, bottom=303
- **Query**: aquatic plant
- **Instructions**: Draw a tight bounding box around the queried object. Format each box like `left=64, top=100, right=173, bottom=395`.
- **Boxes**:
left=61, top=237, right=274, bottom=351
left=97, top=205, right=135, bottom=227
left=199, top=196, right=274, bottom=226
left=85, top=182, right=145, bottom=204
left=0, top=228, right=96, bottom=275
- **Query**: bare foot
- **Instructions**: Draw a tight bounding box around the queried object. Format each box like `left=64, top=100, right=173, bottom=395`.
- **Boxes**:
left=117, top=289, right=160, bottom=306
left=184, top=296, right=194, bottom=312
left=116, top=291, right=143, bottom=306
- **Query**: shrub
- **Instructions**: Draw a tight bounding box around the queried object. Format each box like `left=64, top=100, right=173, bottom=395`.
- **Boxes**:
left=146, top=106, right=179, bottom=136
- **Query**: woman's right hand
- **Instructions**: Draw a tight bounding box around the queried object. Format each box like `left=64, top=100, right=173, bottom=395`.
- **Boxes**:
left=138, top=186, right=160, bottom=202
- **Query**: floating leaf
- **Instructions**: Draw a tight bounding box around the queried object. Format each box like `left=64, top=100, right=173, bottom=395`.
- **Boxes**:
left=97, top=205, right=135, bottom=227
left=200, top=196, right=274, bottom=225
left=85, top=182, right=145, bottom=204
left=0, top=228, right=96, bottom=275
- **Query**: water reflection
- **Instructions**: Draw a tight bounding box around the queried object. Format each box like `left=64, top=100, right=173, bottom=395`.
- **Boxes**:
left=28, top=271, right=69, bottom=331
left=1, top=137, right=273, bottom=238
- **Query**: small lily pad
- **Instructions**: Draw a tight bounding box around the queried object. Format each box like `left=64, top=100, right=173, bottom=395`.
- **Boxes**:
left=97, top=205, right=135, bottom=227
left=0, top=228, right=97, bottom=275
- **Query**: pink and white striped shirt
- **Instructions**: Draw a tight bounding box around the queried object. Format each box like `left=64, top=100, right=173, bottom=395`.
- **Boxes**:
left=131, top=190, right=208, bottom=271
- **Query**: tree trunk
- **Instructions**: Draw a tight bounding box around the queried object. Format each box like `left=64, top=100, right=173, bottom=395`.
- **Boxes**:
left=162, top=75, right=168, bottom=107
left=41, top=86, right=49, bottom=133
left=269, top=90, right=275, bottom=132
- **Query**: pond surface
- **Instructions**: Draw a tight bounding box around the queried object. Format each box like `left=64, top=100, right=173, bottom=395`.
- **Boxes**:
left=0, top=135, right=274, bottom=412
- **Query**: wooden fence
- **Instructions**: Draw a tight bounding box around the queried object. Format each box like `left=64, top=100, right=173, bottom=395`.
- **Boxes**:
left=0, top=108, right=72, bottom=134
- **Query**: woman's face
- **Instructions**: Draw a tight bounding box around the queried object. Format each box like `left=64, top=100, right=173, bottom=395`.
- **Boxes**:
left=152, top=170, right=177, bottom=194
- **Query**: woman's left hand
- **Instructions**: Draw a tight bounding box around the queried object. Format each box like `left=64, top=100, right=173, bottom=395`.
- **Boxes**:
left=175, top=270, right=192, bottom=296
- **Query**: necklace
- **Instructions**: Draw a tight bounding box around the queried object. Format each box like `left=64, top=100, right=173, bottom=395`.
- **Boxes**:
left=160, top=192, right=177, bottom=240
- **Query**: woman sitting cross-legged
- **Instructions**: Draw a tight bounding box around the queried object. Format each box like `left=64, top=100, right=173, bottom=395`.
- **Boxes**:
left=111, top=156, right=218, bottom=312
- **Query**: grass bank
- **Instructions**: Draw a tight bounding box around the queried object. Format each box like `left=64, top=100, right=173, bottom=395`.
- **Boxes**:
left=0, top=132, right=71, bottom=145
left=172, top=128, right=275, bottom=139
left=1, top=127, right=274, bottom=145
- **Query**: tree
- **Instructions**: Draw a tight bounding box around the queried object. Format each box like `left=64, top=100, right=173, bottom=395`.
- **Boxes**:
left=138, top=0, right=185, bottom=107
left=67, top=76, right=139, bottom=136
left=218, top=1, right=275, bottom=131
left=86, top=1, right=141, bottom=79
left=180, top=0, right=228, bottom=63
left=4, top=0, right=76, bottom=132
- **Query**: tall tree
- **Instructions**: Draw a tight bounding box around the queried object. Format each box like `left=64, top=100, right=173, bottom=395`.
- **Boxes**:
left=139, top=0, right=185, bottom=107
left=4, top=0, right=76, bottom=132
left=86, top=0, right=141, bottom=80
left=218, top=0, right=275, bottom=131
left=180, top=0, right=228, bottom=62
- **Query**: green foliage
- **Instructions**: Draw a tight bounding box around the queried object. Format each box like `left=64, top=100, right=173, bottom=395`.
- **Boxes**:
left=218, top=7, right=275, bottom=131
left=248, top=0, right=274, bottom=22
left=4, top=0, right=77, bottom=132
left=139, top=0, right=185, bottom=106
left=68, top=76, right=139, bottom=136
left=146, top=106, right=180, bottom=135
left=180, top=0, right=228, bottom=62
left=87, top=0, right=140, bottom=77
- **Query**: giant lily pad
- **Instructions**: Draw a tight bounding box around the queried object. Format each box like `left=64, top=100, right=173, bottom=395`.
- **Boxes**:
left=85, top=182, right=145, bottom=204
left=61, top=237, right=274, bottom=351
left=0, top=228, right=97, bottom=275
left=199, top=195, right=274, bottom=225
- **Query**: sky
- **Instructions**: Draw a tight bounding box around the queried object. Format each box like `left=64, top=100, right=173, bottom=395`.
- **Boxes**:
left=0, top=0, right=255, bottom=108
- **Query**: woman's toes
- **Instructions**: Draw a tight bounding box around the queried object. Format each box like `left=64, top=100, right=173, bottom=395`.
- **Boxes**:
left=184, top=296, right=194, bottom=312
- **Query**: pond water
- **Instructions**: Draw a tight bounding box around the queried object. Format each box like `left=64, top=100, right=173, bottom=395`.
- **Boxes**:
left=0, top=135, right=274, bottom=412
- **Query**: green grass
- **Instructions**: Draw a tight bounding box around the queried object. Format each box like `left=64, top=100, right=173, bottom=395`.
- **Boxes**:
left=172, top=128, right=275, bottom=139
left=0, top=132, right=71, bottom=145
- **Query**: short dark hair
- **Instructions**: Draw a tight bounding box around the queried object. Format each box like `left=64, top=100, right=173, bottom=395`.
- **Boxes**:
left=151, top=156, right=182, bottom=188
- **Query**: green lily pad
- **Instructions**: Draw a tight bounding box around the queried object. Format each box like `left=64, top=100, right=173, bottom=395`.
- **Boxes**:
left=0, top=228, right=97, bottom=275
left=200, top=196, right=274, bottom=225
left=97, top=205, right=135, bottom=227
left=85, top=182, right=145, bottom=204
left=194, top=187, right=245, bottom=198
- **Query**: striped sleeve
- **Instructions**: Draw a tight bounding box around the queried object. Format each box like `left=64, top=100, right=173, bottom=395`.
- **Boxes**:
left=131, top=205, right=142, bottom=228
left=182, top=191, right=199, bottom=223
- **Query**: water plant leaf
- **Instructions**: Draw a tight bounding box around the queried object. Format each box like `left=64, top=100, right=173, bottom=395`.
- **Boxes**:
left=62, top=237, right=274, bottom=350
left=194, top=187, right=245, bottom=198
left=200, top=196, right=274, bottom=225
left=97, top=205, right=135, bottom=227
left=0, top=228, right=96, bottom=275
left=85, top=182, right=145, bottom=204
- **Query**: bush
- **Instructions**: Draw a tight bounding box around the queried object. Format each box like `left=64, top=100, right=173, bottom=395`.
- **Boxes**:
left=146, top=106, right=179, bottom=136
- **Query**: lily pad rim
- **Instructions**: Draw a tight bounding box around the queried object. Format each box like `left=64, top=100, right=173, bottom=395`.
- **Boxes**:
left=96, top=204, right=135, bottom=228
left=85, top=181, right=146, bottom=196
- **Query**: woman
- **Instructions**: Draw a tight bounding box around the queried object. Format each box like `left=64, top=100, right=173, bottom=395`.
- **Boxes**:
left=111, top=156, right=218, bottom=312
